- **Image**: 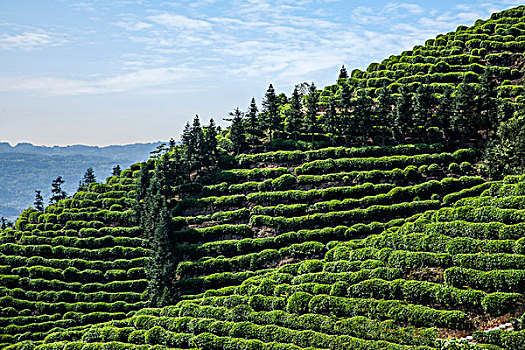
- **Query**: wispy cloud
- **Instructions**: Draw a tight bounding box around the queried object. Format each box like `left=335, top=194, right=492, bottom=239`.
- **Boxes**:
left=147, top=13, right=212, bottom=30
left=0, top=66, right=202, bottom=95
left=0, top=30, right=68, bottom=50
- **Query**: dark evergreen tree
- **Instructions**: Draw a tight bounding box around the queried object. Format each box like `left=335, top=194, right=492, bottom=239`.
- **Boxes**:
left=150, top=143, right=168, bottom=159
left=189, top=115, right=204, bottom=174
left=112, top=165, right=122, bottom=176
left=478, top=69, right=498, bottom=136
left=436, top=86, right=455, bottom=142
left=78, top=167, right=96, bottom=191
left=413, top=84, right=435, bottom=141
left=246, top=97, right=260, bottom=147
left=34, top=190, right=44, bottom=212
left=0, top=217, right=5, bottom=230
left=338, top=82, right=353, bottom=145
left=283, top=87, right=303, bottom=141
left=353, top=90, right=374, bottom=145
left=169, top=138, right=176, bottom=148
left=181, top=121, right=193, bottom=167
left=305, top=82, right=319, bottom=144
left=226, top=108, right=247, bottom=155
left=50, top=176, right=66, bottom=204
left=202, top=118, right=218, bottom=167
left=452, top=79, right=477, bottom=142
left=375, top=86, right=393, bottom=145
left=321, top=93, right=338, bottom=144
left=262, top=84, right=278, bottom=141
left=338, top=65, right=349, bottom=80
left=393, top=85, right=413, bottom=143
left=140, top=157, right=179, bottom=307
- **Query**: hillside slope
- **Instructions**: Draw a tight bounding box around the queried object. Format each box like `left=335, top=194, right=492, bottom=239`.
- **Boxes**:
left=2, top=4, right=525, bottom=350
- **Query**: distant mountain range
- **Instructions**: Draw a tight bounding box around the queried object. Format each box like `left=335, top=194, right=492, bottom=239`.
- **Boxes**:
left=0, top=141, right=163, bottom=221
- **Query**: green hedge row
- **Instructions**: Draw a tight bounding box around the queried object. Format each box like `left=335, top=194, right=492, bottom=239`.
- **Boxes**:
left=294, top=150, right=476, bottom=175
left=235, top=144, right=444, bottom=168
left=250, top=200, right=440, bottom=232
left=444, top=267, right=525, bottom=292
left=0, top=243, right=149, bottom=261
left=1, top=276, right=148, bottom=293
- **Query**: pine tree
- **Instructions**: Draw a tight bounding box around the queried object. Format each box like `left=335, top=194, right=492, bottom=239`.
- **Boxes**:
left=34, top=190, right=44, bottom=212
left=169, top=138, right=176, bottom=148
left=435, top=86, right=453, bottom=139
left=0, top=217, right=6, bottom=230
left=189, top=115, right=204, bottom=174
left=181, top=121, right=193, bottom=165
left=338, top=65, right=349, bottom=80
left=478, top=69, right=497, bottom=136
left=283, top=87, right=303, bottom=142
left=413, top=84, right=435, bottom=141
left=246, top=97, right=260, bottom=147
left=202, top=118, right=218, bottom=168
left=353, top=90, right=374, bottom=145
left=112, top=165, right=121, bottom=176
left=226, top=107, right=247, bottom=155
left=375, top=86, right=393, bottom=145
left=305, top=83, right=319, bottom=144
left=262, top=84, right=278, bottom=141
left=393, top=85, right=413, bottom=143
left=321, top=94, right=338, bottom=145
left=338, top=82, right=353, bottom=145
left=452, top=79, right=477, bottom=142
left=50, top=176, right=66, bottom=204
left=141, top=158, right=179, bottom=307
left=150, top=144, right=168, bottom=159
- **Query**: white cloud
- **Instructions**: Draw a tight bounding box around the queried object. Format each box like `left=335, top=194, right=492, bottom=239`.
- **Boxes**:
left=147, top=13, right=212, bottom=31
left=0, top=67, right=202, bottom=95
left=113, top=20, right=153, bottom=31
left=0, top=31, right=68, bottom=50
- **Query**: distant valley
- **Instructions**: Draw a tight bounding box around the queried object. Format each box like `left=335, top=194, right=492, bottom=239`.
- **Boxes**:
left=0, top=142, right=162, bottom=221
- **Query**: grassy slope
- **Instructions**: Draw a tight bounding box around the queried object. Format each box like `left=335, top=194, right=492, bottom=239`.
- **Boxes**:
left=2, top=4, right=525, bottom=350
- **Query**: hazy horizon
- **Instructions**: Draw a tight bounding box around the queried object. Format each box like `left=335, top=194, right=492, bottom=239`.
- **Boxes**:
left=0, top=140, right=163, bottom=148
left=0, top=0, right=518, bottom=146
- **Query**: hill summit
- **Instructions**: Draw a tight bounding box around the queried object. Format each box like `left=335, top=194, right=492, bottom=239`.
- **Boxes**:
left=2, top=5, right=525, bottom=350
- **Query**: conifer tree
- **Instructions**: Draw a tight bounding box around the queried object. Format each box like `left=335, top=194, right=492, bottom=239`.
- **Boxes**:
left=0, top=217, right=5, bottom=230
left=50, top=176, right=66, bottom=204
left=436, top=86, right=454, bottom=142
left=34, top=190, right=44, bottom=212
left=478, top=69, right=498, bottom=135
left=453, top=79, right=477, bottom=142
left=338, top=65, right=349, bottom=80
left=169, top=138, right=176, bottom=148
left=112, top=165, right=121, bottom=176
left=262, top=84, right=278, bottom=141
left=305, top=82, right=319, bottom=144
left=246, top=97, right=260, bottom=147
left=141, top=157, right=179, bottom=307
left=353, top=89, right=374, bottom=145
left=393, top=85, right=413, bottom=143
left=283, top=87, right=303, bottom=142
left=413, top=84, right=435, bottom=141
left=375, top=86, right=393, bottom=145
left=150, top=144, right=168, bottom=159
left=338, top=82, right=353, bottom=145
left=321, top=93, right=338, bottom=144
left=189, top=115, right=204, bottom=174
left=226, top=108, right=247, bottom=155
left=202, top=118, right=218, bottom=168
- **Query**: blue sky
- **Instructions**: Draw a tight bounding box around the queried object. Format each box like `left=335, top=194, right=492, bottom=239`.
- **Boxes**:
left=0, top=0, right=520, bottom=146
